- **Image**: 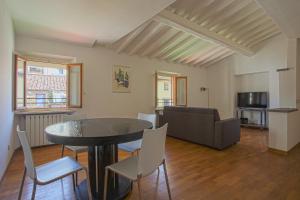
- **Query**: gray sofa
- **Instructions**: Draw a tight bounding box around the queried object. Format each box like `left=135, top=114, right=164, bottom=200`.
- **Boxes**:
left=161, top=106, right=240, bottom=150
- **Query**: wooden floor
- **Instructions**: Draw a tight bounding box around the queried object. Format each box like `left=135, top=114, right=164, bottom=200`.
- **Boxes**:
left=1, top=128, right=300, bottom=200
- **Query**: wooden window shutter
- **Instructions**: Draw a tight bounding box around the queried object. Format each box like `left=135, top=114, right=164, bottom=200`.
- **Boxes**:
left=67, top=63, right=83, bottom=108
left=175, top=76, right=187, bottom=106
left=14, top=55, right=27, bottom=110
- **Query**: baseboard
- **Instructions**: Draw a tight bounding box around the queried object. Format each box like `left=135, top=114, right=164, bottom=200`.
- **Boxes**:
left=0, top=149, right=17, bottom=184
left=268, top=143, right=300, bottom=155
left=268, top=147, right=288, bottom=155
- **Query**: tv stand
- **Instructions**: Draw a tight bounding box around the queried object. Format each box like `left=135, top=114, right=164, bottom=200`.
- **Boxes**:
left=236, top=107, right=267, bottom=129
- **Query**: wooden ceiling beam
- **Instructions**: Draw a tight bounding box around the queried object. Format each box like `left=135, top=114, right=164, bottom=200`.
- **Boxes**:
left=149, top=31, right=185, bottom=58
left=127, top=21, right=161, bottom=55
left=168, top=39, right=203, bottom=61
left=114, top=21, right=151, bottom=53
left=232, top=18, right=272, bottom=41
left=224, top=14, right=266, bottom=39
left=194, top=0, right=236, bottom=25
left=189, top=0, right=230, bottom=23
left=182, top=0, right=214, bottom=21
left=139, top=26, right=172, bottom=56
left=187, top=0, right=216, bottom=22
left=237, top=23, right=276, bottom=44
left=249, top=31, right=281, bottom=48
left=212, top=3, right=259, bottom=33
left=201, top=0, right=249, bottom=27
left=154, top=10, right=254, bottom=56
left=221, top=10, right=264, bottom=36
left=197, top=49, right=232, bottom=66
left=179, top=45, right=218, bottom=64
left=200, top=51, right=234, bottom=68
left=159, top=36, right=194, bottom=59
left=174, top=41, right=211, bottom=63
left=206, top=0, right=254, bottom=31
left=244, top=28, right=280, bottom=46
left=191, top=47, right=225, bottom=65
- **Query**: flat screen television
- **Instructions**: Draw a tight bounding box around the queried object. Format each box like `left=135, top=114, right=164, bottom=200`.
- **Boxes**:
left=237, top=92, right=268, bottom=108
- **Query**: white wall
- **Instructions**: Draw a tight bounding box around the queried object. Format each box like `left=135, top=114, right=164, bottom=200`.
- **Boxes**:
left=206, top=56, right=235, bottom=119
left=297, top=39, right=300, bottom=102
left=234, top=34, right=288, bottom=75
left=0, top=0, right=15, bottom=180
left=287, top=110, right=300, bottom=150
left=16, top=35, right=208, bottom=118
left=206, top=34, right=289, bottom=118
left=235, top=72, right=269, bottom=93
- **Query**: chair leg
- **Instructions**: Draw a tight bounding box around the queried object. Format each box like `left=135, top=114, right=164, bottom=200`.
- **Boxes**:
left=72, top=174, right=76, bottom=191
left=156, top=167, right=160, bottom=184
left=84, top=168, right=92, bottom=200
left=163, top=160, right=172, bottom=200
left=137, top=175, right=142, bottom=200
left=61, top=145, right=65, bottom=157
left=31, top=181, right=37, bottom=200
left=75, top=153, right=78, bottom=186
left=103, top=168, right=109, bottom=200
left=18, top=168, right=27, bottom=200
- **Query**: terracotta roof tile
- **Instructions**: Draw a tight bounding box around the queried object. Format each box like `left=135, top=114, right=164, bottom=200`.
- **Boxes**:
left=27, top=74, right=66, bottom=91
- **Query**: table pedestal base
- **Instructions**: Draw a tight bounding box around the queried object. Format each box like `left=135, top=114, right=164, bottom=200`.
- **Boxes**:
left=76, top=178, right=132, bottom=200
left=86, top=144, right=132, bottom=200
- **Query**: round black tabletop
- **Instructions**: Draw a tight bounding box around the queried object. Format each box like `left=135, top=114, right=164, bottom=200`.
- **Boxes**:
left=45, top=118, right=153, bottom=146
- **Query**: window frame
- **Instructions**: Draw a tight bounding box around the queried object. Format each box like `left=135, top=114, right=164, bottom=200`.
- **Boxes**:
left=155, top=72, right=174, bottom=109
left=13, top=54, right=83, bottom=110
left=155, top=72, right=188, bottom=109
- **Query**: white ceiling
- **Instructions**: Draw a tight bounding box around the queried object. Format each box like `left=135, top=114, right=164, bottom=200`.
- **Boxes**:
left=6, top=0, right=175, bottom=46
left=256, top=0, right=300, bottom=38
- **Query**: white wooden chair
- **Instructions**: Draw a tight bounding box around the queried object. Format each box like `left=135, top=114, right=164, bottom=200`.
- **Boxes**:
left=104, top=124, right=171, bottom=200
left=118, top=113, right=156, bottom=155
left=17, top=126, right=92, bottom=200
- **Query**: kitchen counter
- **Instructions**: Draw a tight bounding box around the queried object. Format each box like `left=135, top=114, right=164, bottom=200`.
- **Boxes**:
left=268, top=108, right=298, bottom=113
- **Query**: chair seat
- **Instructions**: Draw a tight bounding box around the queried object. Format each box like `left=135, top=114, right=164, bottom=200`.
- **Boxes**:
left=107, top=156, right=139, bottom=180
left=65, top=145, right=88, bottom=153
left=36, top=156, right=83, bottom=184
left=118, top=140, right=142, bottom=152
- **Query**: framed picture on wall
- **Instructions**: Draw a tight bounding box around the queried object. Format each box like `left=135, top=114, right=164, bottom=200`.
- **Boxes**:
left=112, top=65, right=131, bottom=93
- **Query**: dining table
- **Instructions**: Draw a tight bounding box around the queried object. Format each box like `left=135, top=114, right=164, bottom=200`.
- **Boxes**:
left=45, top=118, right=153, bottom=200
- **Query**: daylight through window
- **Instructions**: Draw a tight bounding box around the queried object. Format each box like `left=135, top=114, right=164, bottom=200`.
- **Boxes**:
left=155, top=72, right=188, bottom=109
left=14, top=55, right=82, bottom=110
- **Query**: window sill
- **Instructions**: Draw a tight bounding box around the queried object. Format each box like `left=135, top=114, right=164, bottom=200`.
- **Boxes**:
left=14, top=108, right=76, bottom=115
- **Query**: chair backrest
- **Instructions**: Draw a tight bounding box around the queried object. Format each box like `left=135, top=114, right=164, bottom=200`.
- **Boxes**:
left=17, top=126, right=36, bottom=179
left=63, top=113, right=87, bottom=122
left=138, top=113, right=156, bottom=129
left=138, top=123, right=168, bottom=176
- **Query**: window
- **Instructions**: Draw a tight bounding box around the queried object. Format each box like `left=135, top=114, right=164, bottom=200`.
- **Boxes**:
left=156, top=74, right=173, bottom=108
left=29, top=66, right=44, bottom=74
left=14, top=55, right=83, bottom=110
left=36, top=94, right=46, bottom=107
left=155, top=72, right=187, bottom=109
left=163, top=81, right=169, bottom=91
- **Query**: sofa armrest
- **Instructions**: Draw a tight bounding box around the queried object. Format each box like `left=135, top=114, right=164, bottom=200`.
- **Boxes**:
left=214, top=118, right=240, bottom=150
